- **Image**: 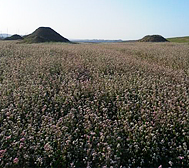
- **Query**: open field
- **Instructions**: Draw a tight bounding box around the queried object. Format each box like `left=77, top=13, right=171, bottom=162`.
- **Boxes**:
left=0, top=41, right=188, bottom=167
left=167, top=36, right=189, bottom=43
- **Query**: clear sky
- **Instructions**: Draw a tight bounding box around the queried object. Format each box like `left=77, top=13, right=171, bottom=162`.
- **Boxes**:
left=0, top=0, right=189, bottom=40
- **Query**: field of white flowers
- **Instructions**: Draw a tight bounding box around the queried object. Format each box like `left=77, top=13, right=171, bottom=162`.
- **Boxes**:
left=0, top=41, right=188, bottom=167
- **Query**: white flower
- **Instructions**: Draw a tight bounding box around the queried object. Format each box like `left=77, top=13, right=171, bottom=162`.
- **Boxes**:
left=168, top=161, right=173, bottom=166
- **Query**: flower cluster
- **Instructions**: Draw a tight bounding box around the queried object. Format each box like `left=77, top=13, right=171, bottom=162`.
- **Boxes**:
left=0, top=41, right=188, bottom=167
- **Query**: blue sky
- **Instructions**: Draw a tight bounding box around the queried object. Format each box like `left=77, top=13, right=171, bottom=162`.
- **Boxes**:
left=0, top=0, right=189, bottom=40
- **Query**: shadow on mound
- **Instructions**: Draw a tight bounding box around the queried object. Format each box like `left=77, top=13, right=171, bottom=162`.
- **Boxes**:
left=4, top=34, right=23, bottom=40
left=23, top=27, right=70, bottom=43
left=139, top=35, right=169, bottom=42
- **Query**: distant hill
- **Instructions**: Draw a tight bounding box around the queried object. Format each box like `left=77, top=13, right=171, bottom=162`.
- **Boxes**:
left=0, top=34, right=11, bottom=39
left=122, top=40, right=137, bottom=43
left=4, top=34, right=23, bottom=40
left=23, top=27, right=70, bottom=43
left=139, top=35, right=168, bottom=42
left=71, top=39, right=123, bottom=43
left=167, top=36, right=189, bottom=43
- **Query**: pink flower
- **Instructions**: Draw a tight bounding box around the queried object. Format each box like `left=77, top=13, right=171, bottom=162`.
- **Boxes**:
left=42, top=107, right=46, bottom=112
left=158, top=165, right=162, bottom=168
left=21, top=131, right=25, bottom=136
left=6, top=135, right=11, bottom=140
left=19, top=143, right=24, bottom=149
left=168, top=161, right=173, bottom=166
left=0, top=149, right=6, bottom=158
left=20, top=138, right=25, bottom=142
left=13, top=157, right=19, bottom=164
left=44, top=143, right=52, bottom=151
left=178, top=156, right=184, bottom=160
left=90, top=132, right=95, bottom=135
left=6, top=112, right=11, bottom=116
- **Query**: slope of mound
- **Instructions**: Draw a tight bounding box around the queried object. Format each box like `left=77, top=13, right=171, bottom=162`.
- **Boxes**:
left=139, top=35, right=168, bottom=42
left=4, top=34, right=23, bottom=40
left=23, top=27, right=70, bottom=43
left=167, top=36, right=189, bottom=43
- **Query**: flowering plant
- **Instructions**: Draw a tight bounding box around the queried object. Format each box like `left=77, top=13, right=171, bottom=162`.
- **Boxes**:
left=0, top=42, right=188, bottom=167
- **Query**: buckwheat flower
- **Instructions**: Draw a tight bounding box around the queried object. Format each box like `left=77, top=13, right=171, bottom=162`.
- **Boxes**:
left=117, top=143, right=121, bottom=148
left=6, top=135, right=11, bottom=140
left=168, top=161, right=173, bottom=166
left=19, top=143, right=24, bottom=149
left=90, top=131, right=95, bottom=135
left=21, top=131, right=25, bottom=136
left=117, top=136, right=121, bottom=141
left=0, top=149, right=6, bottom=158
left=37, top=157, right=43, bottom=165
left=6, top=112, right=11, bottom=116
left=107, top=146, right=111, bottom=151
left=20, top=138, right=25, bottom=142
left=13, top=157, right=19, bottom=164
left=178, top=156, right=184, bottom=160
left=42, top=105, right=47, bottom=112
left=70, top=162, right=75, bottom=168
left=44, top=142, right=52, bottom=151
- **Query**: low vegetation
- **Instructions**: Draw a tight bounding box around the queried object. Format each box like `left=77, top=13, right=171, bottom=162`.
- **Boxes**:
left=167, top=36, right=189, bottom=43
left=0, top=41, right=188, bottom=167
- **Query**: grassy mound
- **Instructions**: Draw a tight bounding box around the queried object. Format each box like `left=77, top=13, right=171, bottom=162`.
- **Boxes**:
left=23, top=27, right=70, bottom=43
left=167, top=36, right=189, bottom=43
left=139, top=35, right=168, bottom=42
left=4, top=34, right=23, bottom=40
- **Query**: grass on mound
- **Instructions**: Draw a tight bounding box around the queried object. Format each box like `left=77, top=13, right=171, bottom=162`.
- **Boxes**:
left=167, top=36, right=189, bottom=43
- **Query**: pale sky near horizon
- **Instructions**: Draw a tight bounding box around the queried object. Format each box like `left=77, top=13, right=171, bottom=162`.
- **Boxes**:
left=0, top=0, right=189, bottom=40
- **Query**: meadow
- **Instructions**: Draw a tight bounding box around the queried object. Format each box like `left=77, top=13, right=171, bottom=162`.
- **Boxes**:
left=0, top=41, right=188, bottom=167
left=167, top=36, right=189, bottom=43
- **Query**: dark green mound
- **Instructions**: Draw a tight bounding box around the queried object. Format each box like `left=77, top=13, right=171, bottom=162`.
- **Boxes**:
left=23, top=27, right=70, bottom=43
left=4, top=34, right=23, bottom=40
left=139, top=35, right=168, bottom=42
